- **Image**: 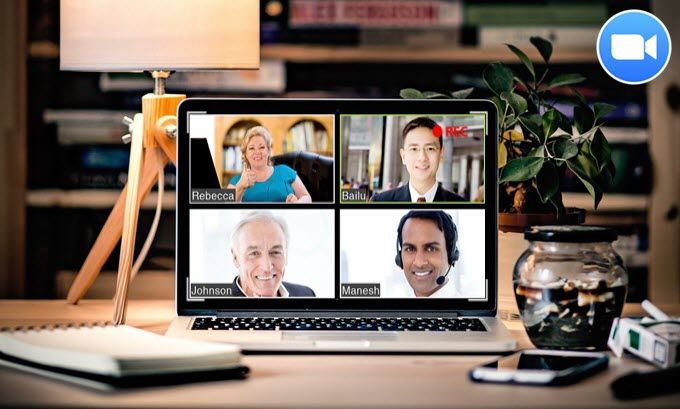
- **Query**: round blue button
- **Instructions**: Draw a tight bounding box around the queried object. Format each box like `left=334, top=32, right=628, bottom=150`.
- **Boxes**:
left=597, top=10, right=672, bottom=85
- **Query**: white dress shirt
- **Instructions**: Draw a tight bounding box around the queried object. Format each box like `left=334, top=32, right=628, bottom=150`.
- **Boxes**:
left=428, top=279, right=462, bottom=298
left=408, top=181, right=438, bottom=202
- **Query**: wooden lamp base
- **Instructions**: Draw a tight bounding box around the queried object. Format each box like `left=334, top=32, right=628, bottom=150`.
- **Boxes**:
left=66, top=92, right=185, bottom=325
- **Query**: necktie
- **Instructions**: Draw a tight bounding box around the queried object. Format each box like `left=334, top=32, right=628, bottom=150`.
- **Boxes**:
left=417, top=197, right=426, bottom=203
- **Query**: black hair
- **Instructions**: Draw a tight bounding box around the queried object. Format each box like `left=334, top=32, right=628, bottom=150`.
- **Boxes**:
left=402, top=117, right=442, bottom=147
left=395, top=210, right=459, bottom=267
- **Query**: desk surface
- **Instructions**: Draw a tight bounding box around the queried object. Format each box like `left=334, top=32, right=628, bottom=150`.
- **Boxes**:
left=0, top=299, right=677, bottom=409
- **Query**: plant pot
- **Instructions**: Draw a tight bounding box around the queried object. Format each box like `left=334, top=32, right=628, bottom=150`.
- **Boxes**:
left=497, top=209, right=587, bottom=316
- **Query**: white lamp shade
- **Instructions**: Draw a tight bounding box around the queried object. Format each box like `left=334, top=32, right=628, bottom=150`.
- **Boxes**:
left=60, top=0, right=260, bottom=71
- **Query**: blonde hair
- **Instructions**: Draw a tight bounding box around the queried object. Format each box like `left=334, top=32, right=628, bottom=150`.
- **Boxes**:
left=240, top=125, right=273, bottom=168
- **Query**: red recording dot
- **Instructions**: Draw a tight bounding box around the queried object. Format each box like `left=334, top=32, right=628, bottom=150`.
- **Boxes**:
left=432, top=124, right=442, bottom=138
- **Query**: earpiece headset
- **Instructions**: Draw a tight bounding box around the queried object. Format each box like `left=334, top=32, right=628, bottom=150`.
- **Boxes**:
left=395, top=211, right=459, bottom=285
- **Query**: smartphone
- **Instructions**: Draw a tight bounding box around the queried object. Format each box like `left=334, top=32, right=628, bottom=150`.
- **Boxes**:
left=469, top=350, right=608, bottom=386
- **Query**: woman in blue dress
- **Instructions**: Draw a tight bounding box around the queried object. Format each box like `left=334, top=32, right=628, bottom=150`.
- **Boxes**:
left=227, top=126, right=312, bottom=203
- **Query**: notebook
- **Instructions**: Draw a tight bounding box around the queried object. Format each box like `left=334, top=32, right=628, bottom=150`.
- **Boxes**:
left=0, top=324, right=247, bottom=388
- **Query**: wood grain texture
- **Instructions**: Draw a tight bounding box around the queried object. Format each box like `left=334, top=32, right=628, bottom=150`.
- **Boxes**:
left=0, top=0, right=27, bottom=297
left=112, top=114, right=145, bottom=324
left=0, top=300, right=677, bottom=408
left=648, top=1, right=680, bottom=302
left=142, top=93, right=184, bottom=148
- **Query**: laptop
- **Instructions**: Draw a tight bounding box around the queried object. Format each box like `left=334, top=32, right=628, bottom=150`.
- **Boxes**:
left=166, top=98, right=517, bottom=352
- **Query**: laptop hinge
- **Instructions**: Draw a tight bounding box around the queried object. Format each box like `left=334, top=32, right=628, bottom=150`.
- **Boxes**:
left=211, top=311, right=461, bottom=318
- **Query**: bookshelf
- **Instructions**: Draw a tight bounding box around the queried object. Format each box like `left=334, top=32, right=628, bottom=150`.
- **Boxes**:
left=261, top=44, right=598, bottom=64
left=26, top=189, right=176, bottom=210
left=214, top=115, right=333, bottom=187
left=29, top=41, right=598, bottom=64
left=12, top=0, right=677, bottom=303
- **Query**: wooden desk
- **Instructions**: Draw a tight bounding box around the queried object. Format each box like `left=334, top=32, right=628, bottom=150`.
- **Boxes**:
left=0, top=300, right=677, bottom=408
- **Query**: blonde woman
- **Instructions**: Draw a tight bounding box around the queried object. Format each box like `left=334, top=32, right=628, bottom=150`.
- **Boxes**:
left=227, top=126, right=312, bottom=203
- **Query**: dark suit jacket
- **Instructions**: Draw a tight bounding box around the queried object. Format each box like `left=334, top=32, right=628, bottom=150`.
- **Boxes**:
left=370, top=183, right=466, bottom=202
left=230, top=276, right=316, bottom=297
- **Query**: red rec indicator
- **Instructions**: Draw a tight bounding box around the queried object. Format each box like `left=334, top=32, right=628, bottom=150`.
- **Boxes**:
left=432, top=124, right=469, bottom=138
left=432, top=124, right=443, bottom=138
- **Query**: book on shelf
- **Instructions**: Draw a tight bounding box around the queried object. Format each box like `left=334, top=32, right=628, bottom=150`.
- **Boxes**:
left=289, top=0, right=463, bottom=28
left=477, top=26, right=599, bottom=48
left=98, top=60, right=286, bottom=93
left=286, top=121, right=329, bottom=153
left=464, top=2, right=607, bottom=26
left=44, top=109, right=134, bottom=145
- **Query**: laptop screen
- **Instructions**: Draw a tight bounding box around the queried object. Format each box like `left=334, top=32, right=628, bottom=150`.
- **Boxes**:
left=177, top=99, right=497, bottom=314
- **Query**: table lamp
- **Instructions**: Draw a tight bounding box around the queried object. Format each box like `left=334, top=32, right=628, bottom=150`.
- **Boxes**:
left=60, top=0, right=260, bottom=324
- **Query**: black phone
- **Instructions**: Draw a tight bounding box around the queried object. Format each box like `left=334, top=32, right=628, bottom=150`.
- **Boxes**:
left=469, top=350, right=608, bottom=386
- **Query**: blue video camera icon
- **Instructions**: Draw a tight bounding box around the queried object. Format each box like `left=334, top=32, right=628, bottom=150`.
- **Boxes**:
left=597, top=10, right=671, bottom=85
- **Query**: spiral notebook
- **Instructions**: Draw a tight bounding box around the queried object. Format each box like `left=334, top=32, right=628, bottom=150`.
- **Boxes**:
left=0, top=324, right=248, bottom=389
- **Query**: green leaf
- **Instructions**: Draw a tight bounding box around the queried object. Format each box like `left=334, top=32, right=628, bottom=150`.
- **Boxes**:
left=529, top=146, right=545, bottom=157
left=483, top=62, right=514, bottom=96
left=556, top=110, right=572, bottom=134
left=593, top=102, right=616, bottom=121
left=552, top=138, right=578, bottom=160
left=506, top=44, right=535, bottom=79
left=499, top=157, right=544, bottom=183
left=518, top=114, right=544, bottom=142
left=423, top=91, right=449, bottom=99
left=567, top=153, right=603, bottom=209
left=400, top=88, right=424, bottom=99
left=542, top=109, right=560, bottom=139
left=606, top=159, right=617, bottom=179
left=450, top=87, right=474, bottom=99
left=500, top=91, right=528, bottom=116
left=530, top=36, right=553, bottom=63
left=490, top=95, right=506, bottom=113
left=536, top=161, right=559, bottom=203
left=589, top=128, right=612, bottom=172
left=546, top=73, right=586, bottom=89
left=574, top=104, right=595, bottom=134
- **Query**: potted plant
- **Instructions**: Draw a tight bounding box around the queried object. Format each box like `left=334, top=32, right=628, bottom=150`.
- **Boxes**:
left=401, top=37, right=616, bottom=305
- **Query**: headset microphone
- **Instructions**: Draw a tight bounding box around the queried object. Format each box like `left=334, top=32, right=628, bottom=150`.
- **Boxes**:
left=436, top=264, right=453, bottom=285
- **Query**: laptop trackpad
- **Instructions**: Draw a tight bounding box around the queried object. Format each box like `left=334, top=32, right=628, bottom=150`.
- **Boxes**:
left=282, top=332, right=398, bottom=342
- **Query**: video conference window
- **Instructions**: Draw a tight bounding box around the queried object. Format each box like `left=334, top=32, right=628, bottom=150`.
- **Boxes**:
left=188, top=209, right=334, bottom=299
left=189, top=114, right=335, bottom=204
left=340, top=115, right=485, bottom=203
left=340, top=209, right=486, bottom=299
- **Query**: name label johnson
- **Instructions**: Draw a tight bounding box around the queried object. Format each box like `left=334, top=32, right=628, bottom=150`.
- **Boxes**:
left=191, top=189, right=235, bottom=203
left=341, top=283, right=380, bottom=297
left=190, top=283, right=233, bottom=298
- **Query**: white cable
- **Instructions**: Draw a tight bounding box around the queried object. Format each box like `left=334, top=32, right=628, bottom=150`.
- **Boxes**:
left=130, top=168, right=164, bottom=281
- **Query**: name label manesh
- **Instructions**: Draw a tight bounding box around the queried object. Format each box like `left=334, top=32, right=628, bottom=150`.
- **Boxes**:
left=341, top=283, right=381, bottom=297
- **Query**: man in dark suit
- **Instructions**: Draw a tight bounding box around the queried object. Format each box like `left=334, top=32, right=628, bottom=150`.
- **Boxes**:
left=230, top=211, right=315, bottom=297
left=371, top=117, right=465, bottom=202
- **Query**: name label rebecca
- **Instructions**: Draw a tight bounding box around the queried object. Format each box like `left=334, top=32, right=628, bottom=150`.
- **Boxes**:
left=191, top=189, right=235, bottom=203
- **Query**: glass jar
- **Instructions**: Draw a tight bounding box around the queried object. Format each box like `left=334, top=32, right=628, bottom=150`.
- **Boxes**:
left=513, top=226, right=627, bottom=350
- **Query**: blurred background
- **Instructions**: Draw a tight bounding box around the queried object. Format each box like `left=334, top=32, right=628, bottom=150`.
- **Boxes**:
left=0, top=0, right=677, bottom=303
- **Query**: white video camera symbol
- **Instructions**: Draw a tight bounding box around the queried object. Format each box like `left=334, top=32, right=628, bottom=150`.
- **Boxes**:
left=611, top=34, right=657, bottom=60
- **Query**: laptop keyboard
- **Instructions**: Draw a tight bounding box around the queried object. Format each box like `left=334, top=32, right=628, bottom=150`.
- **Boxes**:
left=191, top=317, right=487, bottom=332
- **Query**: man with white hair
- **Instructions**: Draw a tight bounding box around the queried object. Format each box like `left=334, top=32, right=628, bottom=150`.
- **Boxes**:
left=229, top=211, right=315, bottom=297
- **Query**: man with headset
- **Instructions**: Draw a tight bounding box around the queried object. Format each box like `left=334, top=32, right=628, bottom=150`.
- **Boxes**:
left=395, top=210, right=461, bottom=298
